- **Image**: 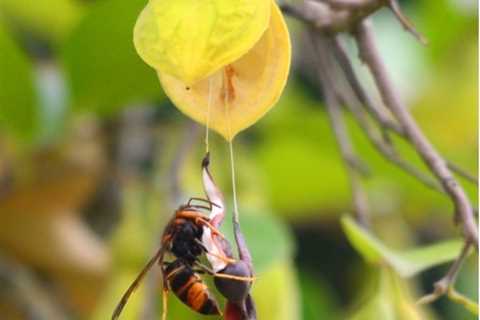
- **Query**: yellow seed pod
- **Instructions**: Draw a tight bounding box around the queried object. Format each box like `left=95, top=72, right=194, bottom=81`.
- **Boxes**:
left=158, top=3, right=291, bottom=141
left=134, top=0, right=271, bottom=85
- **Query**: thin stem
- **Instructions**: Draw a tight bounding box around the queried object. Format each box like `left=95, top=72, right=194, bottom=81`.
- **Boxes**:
left=280, top=0, right=384, bottom=33
left=310, top=31, right=370, bottom=227
left=387, top=0, right=427, bottom=44
left=354, top=20, right=478, bottom=245
left=331, top=36, right=478, bottom=187
left=205, top=77, right=214, bottom=154
left=222, top=66, right=240, bottom=225
left=330, top=37, right=443, bottom=192
left=417, top=241, right=473, bottom=305
left=330, top=36, right=402, bottom=134
left=283, top=0, right=477, bottom=187
left=446, top=161, right=478, bottom=186
left=229, top=140, right=240, bottom=225
left=314, top=0, right=373, bottom=10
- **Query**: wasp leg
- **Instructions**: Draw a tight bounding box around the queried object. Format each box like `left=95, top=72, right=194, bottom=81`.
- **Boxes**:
left=177, top=211, right=226, bottom=239
left=161, top=263, right=187, bottom=320
left=194, top=238, right=236, bottom=264
left=191, top=268, right=206, bottom=274
left=214, top=273, right=256, bottom=282
left=165, top=265, right=186, bottom=280
left=195, top=261, right=255, bottom=282
left=161, top=287, right=168, bottom=320
left=205, top=250, right=236, bottom=265
left=196, top=218, right=225, bottom=239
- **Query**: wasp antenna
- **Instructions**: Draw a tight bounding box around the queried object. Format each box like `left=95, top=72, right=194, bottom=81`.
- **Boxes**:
left=210, top=201, right=221, bottom=209
left=202, top=152, right=210, bottom=168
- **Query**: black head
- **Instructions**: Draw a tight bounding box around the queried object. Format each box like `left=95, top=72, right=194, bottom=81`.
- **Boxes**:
left=170, top=219, right=204, bottom=263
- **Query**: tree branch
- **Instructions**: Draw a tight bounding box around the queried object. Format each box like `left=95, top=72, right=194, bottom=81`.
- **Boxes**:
left=353, top=20, right=478, bottom=245
left=445, top=161, right=478, bottom=186
left=330, top=36, right=445, bottom=193
left=315, top=0, right=377, bottom=10
left=283, top=2, right=477, bottom=187
left=417, top=241, right=473, bottom=305
left=283, top=1, right=478, bottom=312
left=280, top=0, right=383, bottom=33
left=330, top=35, right=478, bottom=187
left=386, top=0, right=427, bottom=44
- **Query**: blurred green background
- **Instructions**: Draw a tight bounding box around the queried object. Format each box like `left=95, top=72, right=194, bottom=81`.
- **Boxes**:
left=0, top=0, right=477, bottom=319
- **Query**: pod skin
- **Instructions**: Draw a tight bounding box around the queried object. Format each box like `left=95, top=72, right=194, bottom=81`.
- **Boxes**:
left=134, top=0, right=271, bottom=84
left=158, top=3, right=291, bottom=140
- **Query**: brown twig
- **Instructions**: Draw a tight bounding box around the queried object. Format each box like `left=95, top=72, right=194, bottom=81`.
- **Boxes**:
left=280, top=0, right=383, bottom=33
left=314, top=0, right=375, bottom=10
left=283, top=1, right=478, bottom=311
left=330, top=36, right=444, bottom=193
left=306, top=0, right=427, bottom=42
left=283, top=2, right=477, bottom=187
left=386, top=0, right=427, bottom=44
left=353, top=20, right=478, bottom=245
left=445, top=161, right=478, bottom=186
left=417, top=241, right=472, bottom=305
left=309, top=30, right=370, bottom=227
left=329, top=35, right=478, bottom=187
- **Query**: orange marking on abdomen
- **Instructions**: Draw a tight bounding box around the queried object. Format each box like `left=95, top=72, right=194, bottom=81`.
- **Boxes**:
left=176, top=275, right=198, bottom=297
left=187, top=282, right=208, bottom=311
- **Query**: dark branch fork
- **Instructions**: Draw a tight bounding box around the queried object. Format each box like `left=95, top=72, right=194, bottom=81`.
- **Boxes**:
left=280, top=0, right=478, bottom=308
left=328, top=35, right=478, bottom=186
left=353, top=21, right=477, bottom=244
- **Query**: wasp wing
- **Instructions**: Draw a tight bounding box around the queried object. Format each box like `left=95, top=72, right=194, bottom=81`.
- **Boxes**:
left=112, top=247, right=165, bottom=320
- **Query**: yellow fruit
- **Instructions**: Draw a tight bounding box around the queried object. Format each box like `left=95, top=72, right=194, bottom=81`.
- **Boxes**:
left=134, top=0, right=271, bottom=85
left=158, top=3, right=291, bottom=140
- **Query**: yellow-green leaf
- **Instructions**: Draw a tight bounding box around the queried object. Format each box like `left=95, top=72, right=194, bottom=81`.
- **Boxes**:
left=341, top=215, right=464, bottom=277
left=134, top=0, right=271, bottom=84
left=158, top=3, right=291, bottom=140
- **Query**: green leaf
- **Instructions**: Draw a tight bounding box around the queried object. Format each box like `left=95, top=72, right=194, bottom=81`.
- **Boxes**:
left=62, top=0, right=163, bottom=115
left=397, top=241, right=466, bottom=276
left=341, top=215, right=464, bottom=277
left=0, top=23, right=39, bottom=143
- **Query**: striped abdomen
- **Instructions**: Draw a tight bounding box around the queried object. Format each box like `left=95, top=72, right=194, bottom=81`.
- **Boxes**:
left=166, top=261, right=220, bottom=315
